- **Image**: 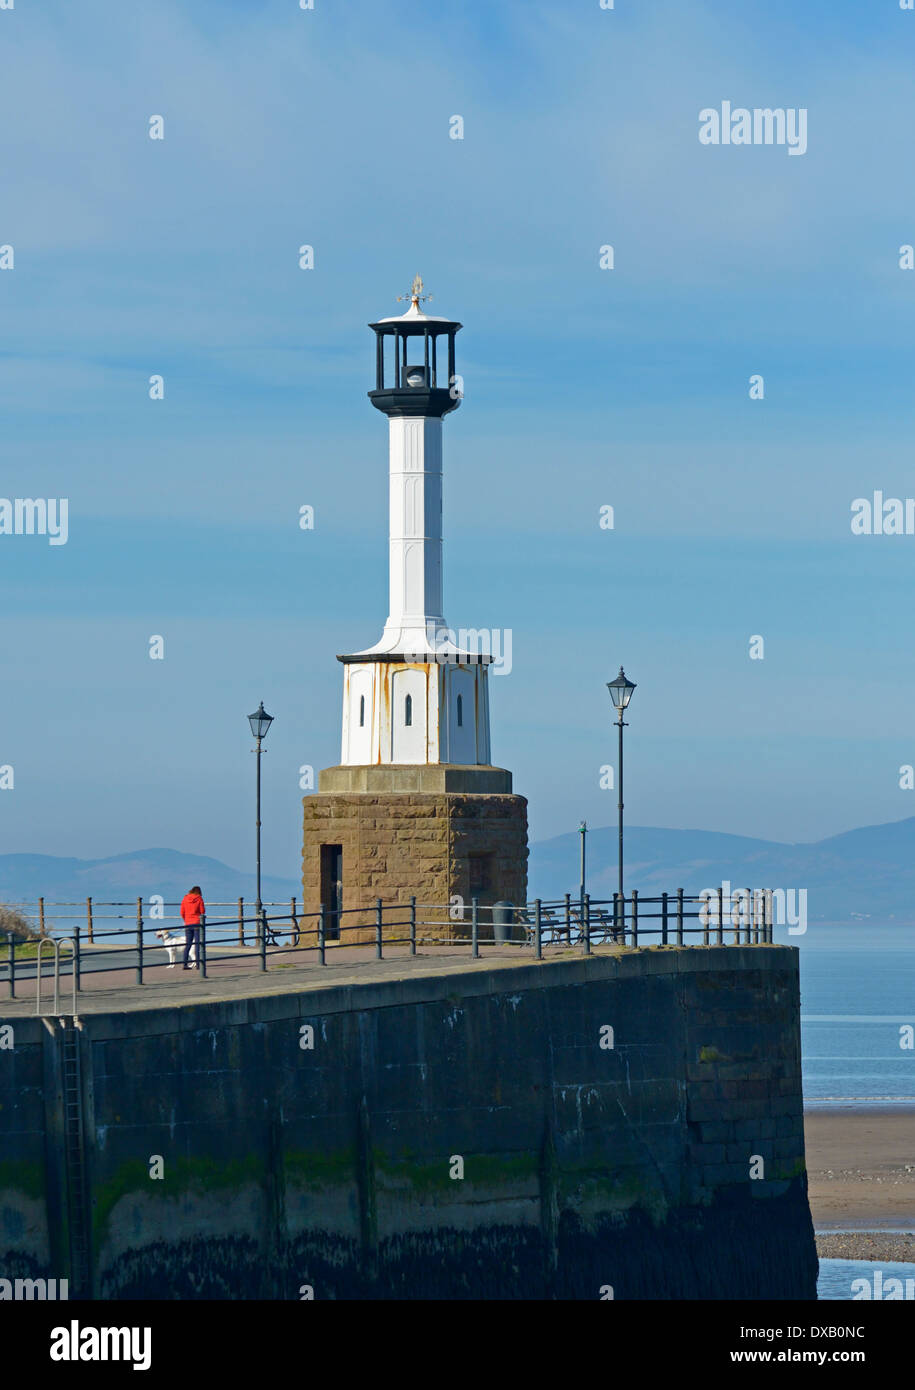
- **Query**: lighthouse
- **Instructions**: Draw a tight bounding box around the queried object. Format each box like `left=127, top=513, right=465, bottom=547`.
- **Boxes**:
left=302, top=278, right=528, bottom=938
left=341, top=275, right=492, bottom=768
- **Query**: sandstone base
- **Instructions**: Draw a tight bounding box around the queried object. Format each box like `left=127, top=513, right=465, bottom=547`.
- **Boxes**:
left=301, top=773, right=528, bottom=944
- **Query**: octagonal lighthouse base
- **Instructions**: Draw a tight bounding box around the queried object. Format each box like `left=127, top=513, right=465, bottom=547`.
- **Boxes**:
left=301, top=768, right=528, bottom=945
left=340, top=654, right=493, bottom=767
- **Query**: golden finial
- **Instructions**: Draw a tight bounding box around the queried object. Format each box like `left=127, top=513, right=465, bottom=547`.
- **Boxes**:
left=397, top=274, right=433, bottom=309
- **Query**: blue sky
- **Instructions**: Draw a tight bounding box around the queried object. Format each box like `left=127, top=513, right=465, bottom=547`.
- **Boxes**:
left=2, top=0, right=915, bottom=881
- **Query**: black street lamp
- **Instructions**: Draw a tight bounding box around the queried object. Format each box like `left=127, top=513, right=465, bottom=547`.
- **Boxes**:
left=606, top=668, right=636, bottom=914
left=579, top=820, right=587, bottom=921
left=248, top=702, right=274, bottom=931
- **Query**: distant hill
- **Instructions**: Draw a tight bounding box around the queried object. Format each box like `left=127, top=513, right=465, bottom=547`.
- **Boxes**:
left=0, top=849, right=298, bottom=908
left=3, top=815, right=915, bottom=922
left=529, top=817, right=915, bottom=922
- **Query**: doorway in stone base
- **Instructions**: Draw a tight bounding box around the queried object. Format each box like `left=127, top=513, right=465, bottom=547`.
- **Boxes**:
left=320, top=843, right=343, bottom=940
left=468, top=853, right=495, bottom=907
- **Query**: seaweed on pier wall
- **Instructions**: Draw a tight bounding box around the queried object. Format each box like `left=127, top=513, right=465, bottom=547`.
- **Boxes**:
left=97, top=1178, right=816, bottom=1300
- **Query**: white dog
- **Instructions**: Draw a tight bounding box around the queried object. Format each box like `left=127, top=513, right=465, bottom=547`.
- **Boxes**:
left=155, top=929, right=197, bottom=968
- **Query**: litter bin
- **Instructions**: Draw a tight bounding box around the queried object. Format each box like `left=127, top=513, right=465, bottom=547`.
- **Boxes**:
left=492, top=900, right=514, bottom=945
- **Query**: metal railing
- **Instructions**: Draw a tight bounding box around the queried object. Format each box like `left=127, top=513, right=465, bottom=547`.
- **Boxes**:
left=1, top=889, right=776, bottom=1006
left=34, top=937, right=77, bottom=1016
left=1, top=898, right=302, bottom=945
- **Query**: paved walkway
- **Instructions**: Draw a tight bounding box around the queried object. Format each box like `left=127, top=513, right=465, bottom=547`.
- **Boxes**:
left=0, top=939, right=597, bottom=1018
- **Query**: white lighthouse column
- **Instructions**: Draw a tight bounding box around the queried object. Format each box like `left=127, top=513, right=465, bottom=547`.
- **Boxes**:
left=383, top=416, right=444, bottom=653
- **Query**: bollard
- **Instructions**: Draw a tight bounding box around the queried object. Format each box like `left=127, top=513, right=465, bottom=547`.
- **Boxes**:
left=318, top=903, right=326, bottom=966
left=375, top=899, right=383, bottom=960
left=410, top=896, right=416, bottom=956
left=534, top=899, right=542, bottom=960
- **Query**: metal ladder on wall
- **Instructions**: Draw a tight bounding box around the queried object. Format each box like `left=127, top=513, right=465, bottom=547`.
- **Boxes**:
left=60, top=1018, right=90, bottom=1297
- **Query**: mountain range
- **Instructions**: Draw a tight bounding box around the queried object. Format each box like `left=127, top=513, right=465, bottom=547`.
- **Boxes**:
left=1, top=816, right=914, bottom=922
left=530, top=818, right=915, bottom=922
left=0, top=849, right=298, bottom=910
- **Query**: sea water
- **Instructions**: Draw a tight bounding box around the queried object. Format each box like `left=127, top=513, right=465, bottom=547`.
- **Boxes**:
left=770, top=922, right=915, bottom=1105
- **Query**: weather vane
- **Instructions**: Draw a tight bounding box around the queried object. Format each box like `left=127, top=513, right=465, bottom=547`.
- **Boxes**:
left=397, top=273, right=433, bottom=308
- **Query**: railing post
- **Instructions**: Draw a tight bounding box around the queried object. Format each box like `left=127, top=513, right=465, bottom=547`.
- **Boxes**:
left=471, top=897, right=479, bottom=958
left=410, top=896, right=417, bottom=956
left=86, top=896, right=94, bottom=946
left=259, top=908, right=267, bottom=971
left=200, top=914, right=207, bottom=978
left=375, top=899, right=383, bottom=960
left=318, top=903, right=326, bottom=965
left=631, top=889, right=639, bottom=948
left=534, top=899, right=542, bottom=960
left=38, top=897, right=45, bottom=935
left=767, top=889, right=774, bottom=943
left=564, top=891, right=571, bottom=944
left=741, top=888, right=750, bottom=945
left=7, top=936, right=14, bottom=999
left=677, top=888, right=684, bottom=946
left=136, top=897, right=144, bottom=985
left=74, top=924, right=81, bottom=992
left=703, top=892, right=710, bottom=945
left=661, top=891, right=668, bottom=945
left=238, top=896, right=244, bottom=947
left=612, top=890, right=620, bottom=943
left=716, top=886, right=724, bottom=945
left=583, top=893, right=591, bottom=955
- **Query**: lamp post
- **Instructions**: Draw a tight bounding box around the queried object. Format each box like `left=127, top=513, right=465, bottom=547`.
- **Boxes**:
left=606, top=668, right=636, bottom=915
left=248, top=701, right=274, bottom=937
left=579, top=821, right=587, bottom=920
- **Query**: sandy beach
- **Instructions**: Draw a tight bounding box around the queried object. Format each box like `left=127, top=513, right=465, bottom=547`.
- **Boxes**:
left=805, top=1107, right=915, bottom=1261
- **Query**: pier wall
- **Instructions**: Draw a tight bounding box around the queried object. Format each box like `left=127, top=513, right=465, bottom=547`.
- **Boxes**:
left=0, top=946, right=817, bottom=1299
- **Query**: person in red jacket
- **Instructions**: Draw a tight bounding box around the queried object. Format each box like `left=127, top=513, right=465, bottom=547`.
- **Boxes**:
left=180, top=885, right=205, bottom=971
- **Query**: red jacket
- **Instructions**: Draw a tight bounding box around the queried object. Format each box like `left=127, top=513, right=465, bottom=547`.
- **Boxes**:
left=180, top=892, right=205, bottom=925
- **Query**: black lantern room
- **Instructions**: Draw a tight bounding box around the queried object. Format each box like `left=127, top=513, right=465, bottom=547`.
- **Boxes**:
left=368, top=275, right=462, bottom=418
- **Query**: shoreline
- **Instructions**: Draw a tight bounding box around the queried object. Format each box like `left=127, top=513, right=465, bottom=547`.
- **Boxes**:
left=805, top=1106, right=915, bottom=1262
